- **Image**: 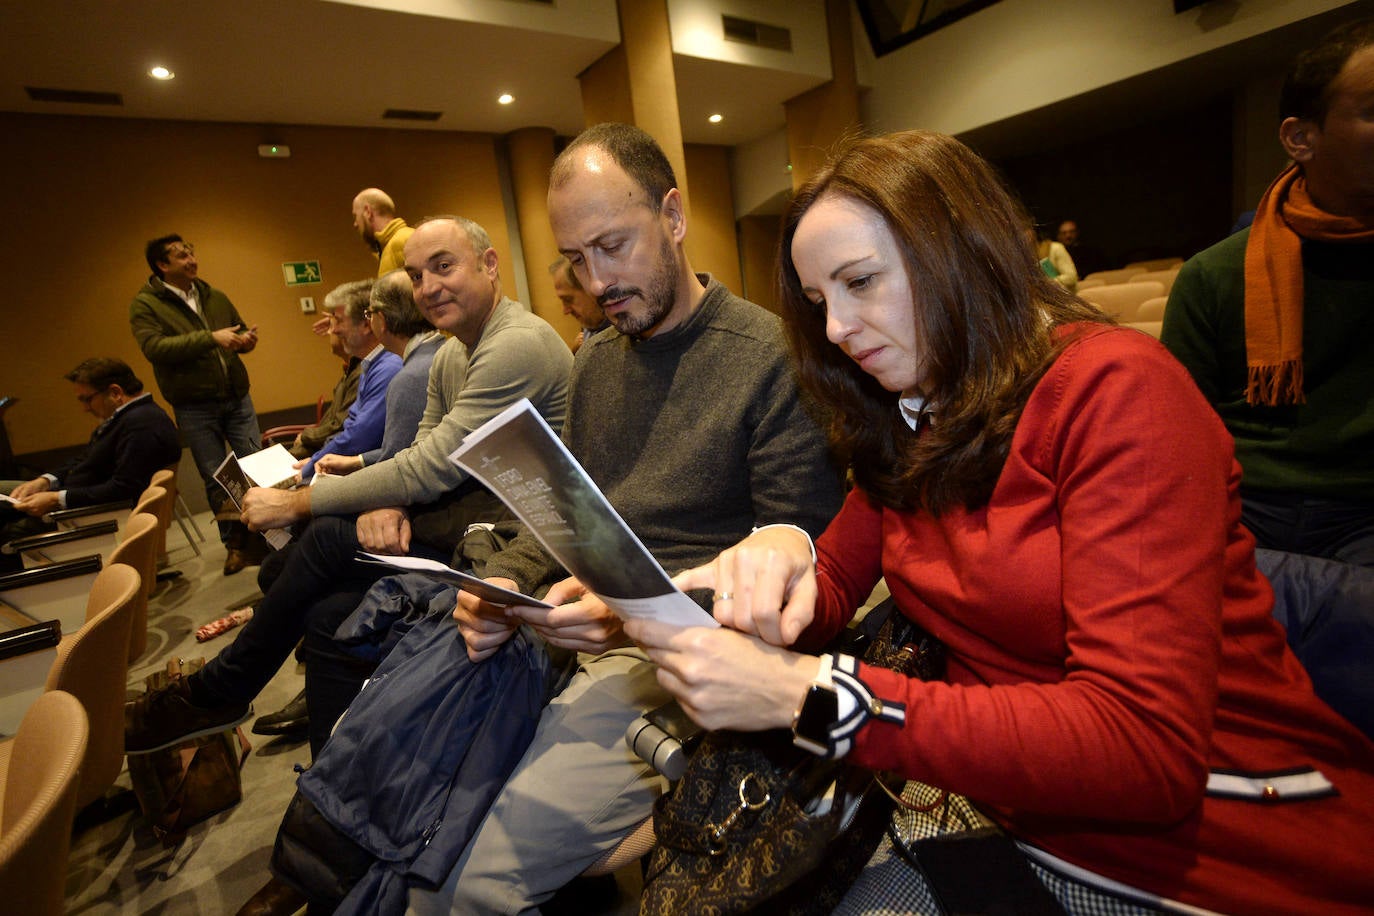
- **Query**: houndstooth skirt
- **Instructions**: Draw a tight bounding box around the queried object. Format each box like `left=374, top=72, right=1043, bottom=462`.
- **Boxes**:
left=833, top=782, right=1172, bottom=916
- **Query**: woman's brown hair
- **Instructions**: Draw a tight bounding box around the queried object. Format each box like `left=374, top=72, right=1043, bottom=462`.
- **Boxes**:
left=778, top=130, right=1105, bottom=514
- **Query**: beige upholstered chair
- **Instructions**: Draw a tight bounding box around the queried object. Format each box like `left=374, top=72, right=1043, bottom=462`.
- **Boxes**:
left=45, top=563, right=141, bottom=809
left=1123, top=256, right=1183, bottom=272
left=111, top=513, right=159, bottom=662
left=1080, top=280, right=1167, bottom=321
left=0, top=690, right=89, bottom=916
left=1128, top=267, right=1181, bottom=295
left=1079, top=267, right=1138, bottom=287
left=1123, top=320, right=1163, bottom=339
left=150, top=466, right=204, bottom=558
left=1134, top=296, right=1168, bottom=323
left=131, top=484, right=173, bottom=564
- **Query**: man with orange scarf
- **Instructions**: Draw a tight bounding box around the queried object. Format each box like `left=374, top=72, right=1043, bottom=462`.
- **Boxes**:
left=1163, top=18, right=1374, bottom=567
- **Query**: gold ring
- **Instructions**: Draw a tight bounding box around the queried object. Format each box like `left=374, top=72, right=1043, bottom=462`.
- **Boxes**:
left=713, top=592, right=733, bottom=602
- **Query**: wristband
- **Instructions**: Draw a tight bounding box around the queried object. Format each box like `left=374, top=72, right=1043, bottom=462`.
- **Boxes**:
left=825, top=652, right=906, bottom=758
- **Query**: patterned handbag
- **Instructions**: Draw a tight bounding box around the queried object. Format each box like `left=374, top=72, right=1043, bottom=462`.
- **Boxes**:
left=639, top=600, right=942, bottom=916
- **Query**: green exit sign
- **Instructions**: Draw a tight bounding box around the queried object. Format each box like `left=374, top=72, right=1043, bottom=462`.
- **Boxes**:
left=282, top=261, right=322, bottom=286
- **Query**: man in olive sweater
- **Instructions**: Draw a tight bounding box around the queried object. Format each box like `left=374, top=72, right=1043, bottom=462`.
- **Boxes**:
left=410, top=123, right=842, bottom=914
left=129, top=234, right=264, bottom=573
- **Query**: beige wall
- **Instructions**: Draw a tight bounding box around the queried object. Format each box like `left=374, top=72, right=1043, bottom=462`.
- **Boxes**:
left=0, top=113, right=510, bottom=455
left=683, top=144, right=742, bottom=295
left=738, top=214, right=782, bottom=315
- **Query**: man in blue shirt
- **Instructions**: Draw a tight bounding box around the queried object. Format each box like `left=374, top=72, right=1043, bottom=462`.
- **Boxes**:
left=295, top=280, right=401, bottom=481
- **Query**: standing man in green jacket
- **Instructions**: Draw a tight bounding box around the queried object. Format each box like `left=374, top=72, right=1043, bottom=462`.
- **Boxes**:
left=130, top=234, right=265, bottom=574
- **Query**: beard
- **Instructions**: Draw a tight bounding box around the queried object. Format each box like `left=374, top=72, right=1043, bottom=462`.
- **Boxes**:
left=600, top=233, right=680, bottom=338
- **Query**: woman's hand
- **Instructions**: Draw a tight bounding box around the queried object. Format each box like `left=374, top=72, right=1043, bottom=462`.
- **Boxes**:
left=673, top=526, right=818, bottom=647
left=626, top=618, right=821, bottom=732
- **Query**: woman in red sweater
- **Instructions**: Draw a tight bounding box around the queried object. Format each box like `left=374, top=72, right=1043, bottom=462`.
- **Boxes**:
left=627, top=131, right=1374, bottom=914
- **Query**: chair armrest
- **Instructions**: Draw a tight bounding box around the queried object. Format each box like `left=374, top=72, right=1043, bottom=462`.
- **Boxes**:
left=262, top=424, right=308, bottom=448
left=44, top=499, right=133, bottom=525
left=0, top=555, right=103, bottom=590
left=2, top=520, right=119, bottom=555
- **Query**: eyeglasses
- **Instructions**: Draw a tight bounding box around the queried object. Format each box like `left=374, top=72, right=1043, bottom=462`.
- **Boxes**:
left=363, top=307, right=381, bottom=319
left=77, top=387, right=110, bottom=405
left=167, top=243, right=195, bottom=257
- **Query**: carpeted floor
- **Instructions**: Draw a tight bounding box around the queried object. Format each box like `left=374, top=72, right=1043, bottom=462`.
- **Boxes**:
left=63, top=509, right=640, bottom=915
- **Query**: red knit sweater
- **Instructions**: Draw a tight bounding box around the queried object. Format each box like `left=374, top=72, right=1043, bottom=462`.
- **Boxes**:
left=803, top=326, right=1374, bottom=914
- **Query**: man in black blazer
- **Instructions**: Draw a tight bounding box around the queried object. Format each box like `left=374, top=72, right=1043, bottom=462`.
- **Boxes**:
left=1, top=357, right=182, bottom=563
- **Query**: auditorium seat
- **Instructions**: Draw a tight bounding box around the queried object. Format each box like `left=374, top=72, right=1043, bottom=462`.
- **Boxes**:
left=1079, top=280, right=1167, bottom=321
left=1134, top=296, right=1168, bottom=323
left=1129, top=267, right=1181, bottom=294
left=1123, top=256, right=1183, bottom=272
left=0, top=690, right=87, bottom=916
left=1080, top=268, right=1138, bottom=287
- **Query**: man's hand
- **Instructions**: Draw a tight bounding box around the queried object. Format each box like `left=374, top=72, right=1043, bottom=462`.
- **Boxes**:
left=508, top=577, right=630, bottom=655
left=212, top=327, right=243, bottom=350
left=241, top=486, right=311, bottom=531
left=14, top=490, right=61, bottom=518
left=356, top=506, right=410, bottom=554
left=237, top=325, right=259, bottom=353
left=452, top=581, right=523, bottom=662
left=8, top=477, right=51, bottom=500
left=311, top=315, right=332, bottom=336
left=212, top=325, right=258, bottom=352
left=314, top=454, right=363, bottom=477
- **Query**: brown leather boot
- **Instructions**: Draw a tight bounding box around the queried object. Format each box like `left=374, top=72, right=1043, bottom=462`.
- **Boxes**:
left=235, top=876, right=307, bottom=916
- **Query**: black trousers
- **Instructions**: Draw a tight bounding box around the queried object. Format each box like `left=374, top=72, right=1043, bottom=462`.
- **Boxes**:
left=1242, top=488, right=1374, bottom=568
left=194, top=514, right=447, bottom=756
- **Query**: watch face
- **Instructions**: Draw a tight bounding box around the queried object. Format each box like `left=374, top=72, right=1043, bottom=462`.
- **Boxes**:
left=794, top=683, right=839, bottom=747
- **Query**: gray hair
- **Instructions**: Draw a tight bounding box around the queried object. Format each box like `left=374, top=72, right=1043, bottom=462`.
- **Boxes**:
left=370, top=270, right=431, bottom=337
left=324, top=279, right=375, bottom=323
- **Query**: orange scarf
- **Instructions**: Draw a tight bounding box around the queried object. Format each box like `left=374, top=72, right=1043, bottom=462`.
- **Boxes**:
left=1243, top=164, right=1374, bottom=405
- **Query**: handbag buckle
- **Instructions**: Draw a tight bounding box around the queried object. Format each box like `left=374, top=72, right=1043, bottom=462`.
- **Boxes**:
left=705, top=773, right=772, bottom=855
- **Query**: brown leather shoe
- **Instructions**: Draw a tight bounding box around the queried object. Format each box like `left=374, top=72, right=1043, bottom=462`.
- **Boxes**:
left=235, top=876, right=307, bottom=916
left=223, top=548, right=250, bottom=576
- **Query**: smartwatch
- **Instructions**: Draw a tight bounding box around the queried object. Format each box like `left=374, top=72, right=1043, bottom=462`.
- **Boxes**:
left=791, top=681, right=839, bottom=756
left=793, top=653, right=910, bottom=758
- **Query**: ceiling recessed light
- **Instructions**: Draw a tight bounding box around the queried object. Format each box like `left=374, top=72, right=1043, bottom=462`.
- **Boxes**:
left=708, top=113, right=723, bottom=124
left=497, top=93, right=514, bottom=105
left=149, top=66, right=174, bottom=80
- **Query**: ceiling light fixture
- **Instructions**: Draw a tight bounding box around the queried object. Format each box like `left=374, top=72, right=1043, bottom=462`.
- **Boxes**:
left=149, top=66, right=174, bottom=80
left=708, top=113, right=723, bottom=124
left=497, top=93, right=514, bottom=105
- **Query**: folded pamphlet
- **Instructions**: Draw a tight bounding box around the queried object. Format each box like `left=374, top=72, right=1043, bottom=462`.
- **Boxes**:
left=356, top=552, right=552, bottom=608
left=213, top=451, right=292, bottom=550
left=449, top=399, right=716, bottom=629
